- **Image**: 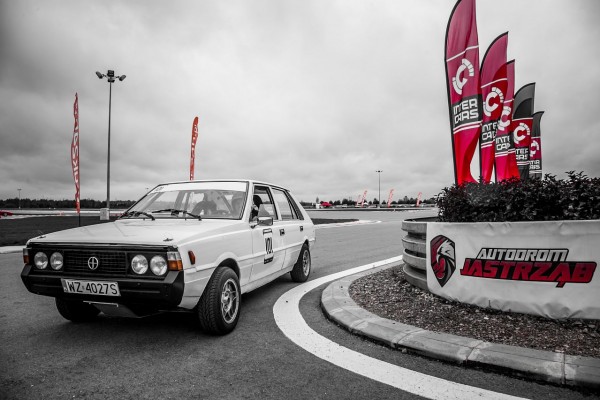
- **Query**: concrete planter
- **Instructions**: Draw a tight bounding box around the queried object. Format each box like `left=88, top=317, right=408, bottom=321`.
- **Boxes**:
left=401, top=217, right=437, bottom=291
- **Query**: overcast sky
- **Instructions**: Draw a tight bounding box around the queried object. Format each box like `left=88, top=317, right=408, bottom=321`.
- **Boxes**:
left=1, top=0, right=599, bottom=204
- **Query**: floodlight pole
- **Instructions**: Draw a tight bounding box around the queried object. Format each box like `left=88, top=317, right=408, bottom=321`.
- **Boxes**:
left=96, top=70, right=126, bottom=216
left=375, top=170, right=382, bottom=208
left=17, top=188, right=21, bottom=209
left=107, top=80, right=112, bottom=212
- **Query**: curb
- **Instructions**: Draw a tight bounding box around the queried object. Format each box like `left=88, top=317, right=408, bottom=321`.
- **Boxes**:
left=320, top=263, right=600, bottom=391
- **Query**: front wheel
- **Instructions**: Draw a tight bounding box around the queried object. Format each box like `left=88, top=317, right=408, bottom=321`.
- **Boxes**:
left=197, top=267, right=240, bottom=335
left=55, top=298, right=100, bottom=322
left=290, top=244, right=311, bottom=283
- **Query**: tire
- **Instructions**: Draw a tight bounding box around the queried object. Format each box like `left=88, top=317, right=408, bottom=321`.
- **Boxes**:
left=290, top=244, right=311, bottom=283
left=55, top=298, right=100, bottom=322
left=197, top=267, right=240, bottom=335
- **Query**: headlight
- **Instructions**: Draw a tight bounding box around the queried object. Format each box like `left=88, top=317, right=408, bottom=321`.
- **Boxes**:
left=131, top=255, right=148, bottom=274
left=34, top=252, right=48, bottom=269
left=50, top=252, right=63, bottom=270
left=150, top=255, right=168, bottom=276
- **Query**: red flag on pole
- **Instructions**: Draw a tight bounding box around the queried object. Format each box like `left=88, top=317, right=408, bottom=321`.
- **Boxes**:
left=479, top=33, right=508, bottom=183
left=386, top=189, right=394, bottom=208
left=190, top=116, right=199, bottom=180
left=494, top=61, right=520, bottom=181
left=445, top=0, right=481, bottom=185
left=71, top=93, right=80, bottom=213
left=358, top=190, right=368, bottom=207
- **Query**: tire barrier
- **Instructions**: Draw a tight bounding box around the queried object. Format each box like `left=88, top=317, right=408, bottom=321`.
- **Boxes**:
left=401, top=217, right=437, bottom=291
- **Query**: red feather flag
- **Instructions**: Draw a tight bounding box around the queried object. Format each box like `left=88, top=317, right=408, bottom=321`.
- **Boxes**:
left=512, top=83, right=536, bottom=180
left=386, top=189, right=394, bottom=208
left=529, top=111, right=544, bottom=179
left=494, top=61, right=520, bottom=181
left=71, top=93, right=80, bottom=213
left=190, top=116, right=199, bottom=181
left=445, top=0, right=481, bottom=184
left=479, top=33, right=508, bottom=183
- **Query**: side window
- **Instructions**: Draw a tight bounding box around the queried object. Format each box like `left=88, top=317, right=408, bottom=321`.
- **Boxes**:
left=251, top=186, right=277, bottom=220
left=272, top=188, right=298, bottom=220
left=286, top=191, right=305, bottom=221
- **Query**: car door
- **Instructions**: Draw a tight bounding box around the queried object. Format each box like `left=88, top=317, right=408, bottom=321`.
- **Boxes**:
left=249, top=185, right=285, bottom=281
left=271, top=187, right=304, bottom=270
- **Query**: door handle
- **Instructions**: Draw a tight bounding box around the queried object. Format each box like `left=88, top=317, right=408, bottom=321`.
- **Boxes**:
left=300, top=226, right=304, bottom=232
left=280, top=229, right=285, bottom=236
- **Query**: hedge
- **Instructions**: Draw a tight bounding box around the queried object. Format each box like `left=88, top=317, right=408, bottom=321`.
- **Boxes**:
left=436, top=171, right=600, bottom=222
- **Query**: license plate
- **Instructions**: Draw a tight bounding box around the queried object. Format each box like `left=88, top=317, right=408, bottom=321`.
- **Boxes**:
left=61, top=279, right=120, bottom=296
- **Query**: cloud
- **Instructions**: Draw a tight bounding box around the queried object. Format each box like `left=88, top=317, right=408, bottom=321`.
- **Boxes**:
left=0, top=0, right=598, bottom=204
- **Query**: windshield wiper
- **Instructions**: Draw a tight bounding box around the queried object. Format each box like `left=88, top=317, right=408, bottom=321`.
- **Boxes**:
left=120, top=210, right=155, bottom=220
left=152, top=208, right=202, bottom=220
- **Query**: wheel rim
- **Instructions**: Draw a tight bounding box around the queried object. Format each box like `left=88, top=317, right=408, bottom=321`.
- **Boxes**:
left=302, top=249, right=310, bottom=276
left=221, top=278, right=239, bottom=324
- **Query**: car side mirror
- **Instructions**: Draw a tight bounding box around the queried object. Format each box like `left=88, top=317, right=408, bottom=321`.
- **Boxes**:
left=257, top=216, right=273, bottom=226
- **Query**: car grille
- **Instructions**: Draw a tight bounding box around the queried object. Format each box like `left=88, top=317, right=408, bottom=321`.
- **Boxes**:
left=63, top=249, right=127, bottom=275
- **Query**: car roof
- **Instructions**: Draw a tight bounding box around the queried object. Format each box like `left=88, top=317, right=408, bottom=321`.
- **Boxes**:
left=155, top=179, right=290, bottom=191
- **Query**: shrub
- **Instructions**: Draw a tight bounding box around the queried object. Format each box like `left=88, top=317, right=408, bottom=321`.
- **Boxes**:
left=436, top=171, right=600, bottom=222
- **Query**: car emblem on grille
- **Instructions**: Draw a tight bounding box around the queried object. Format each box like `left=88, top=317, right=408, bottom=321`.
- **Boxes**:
left=88, top=257, right=99, bottom=270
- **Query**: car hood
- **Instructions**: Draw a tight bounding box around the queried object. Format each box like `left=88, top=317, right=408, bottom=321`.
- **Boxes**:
left=27, top=218, right=244, bottom=247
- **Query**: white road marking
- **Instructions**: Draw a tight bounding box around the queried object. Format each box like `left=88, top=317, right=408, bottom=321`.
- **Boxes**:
left=0, top=246, right=25, bottom=254
left=314, top=220, right=381, bottom=229
left=273, top=256, right=527, bottom=400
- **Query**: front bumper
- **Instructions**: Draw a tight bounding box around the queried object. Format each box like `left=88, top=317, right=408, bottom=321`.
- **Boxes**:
left=21, top=264, right=185, bottom=310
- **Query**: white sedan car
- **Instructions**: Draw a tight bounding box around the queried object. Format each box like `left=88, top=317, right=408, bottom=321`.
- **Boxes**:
left=21, top=180, right=316, bottom=335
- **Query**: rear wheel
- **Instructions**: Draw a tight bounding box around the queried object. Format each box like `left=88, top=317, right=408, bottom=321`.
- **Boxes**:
left=291, top=244, right=311, bottom=282
left=55, top=298, right=100, bottom=322
left=197, top=267, right=240, bottom=335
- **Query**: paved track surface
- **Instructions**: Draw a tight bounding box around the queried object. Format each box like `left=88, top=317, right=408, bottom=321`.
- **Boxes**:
left=0, top=210, right=594, bottom=399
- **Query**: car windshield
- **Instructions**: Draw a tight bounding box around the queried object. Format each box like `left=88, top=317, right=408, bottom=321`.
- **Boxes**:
left=125, top=181, right=248, bottom=220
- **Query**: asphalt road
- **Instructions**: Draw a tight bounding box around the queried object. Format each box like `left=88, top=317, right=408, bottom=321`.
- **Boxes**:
left=0, top=211, right=595, bottom=399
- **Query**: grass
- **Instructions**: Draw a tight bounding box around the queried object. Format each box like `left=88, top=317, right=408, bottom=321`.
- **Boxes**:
left=0, top=216, right=117, bottom=246
left=0, top=216, right=357, bottom=246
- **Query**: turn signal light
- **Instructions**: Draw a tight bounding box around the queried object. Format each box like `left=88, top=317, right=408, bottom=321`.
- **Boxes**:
left=188, top=251, right=196, bottom=265
left=167, top=251, right=183, bottom=271
left=23, top=248, right=30, bottom=264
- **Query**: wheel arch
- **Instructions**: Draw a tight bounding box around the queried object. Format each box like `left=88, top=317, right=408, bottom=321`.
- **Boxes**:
left=216, top=257, right=240, bottom=279
left=302, top=237, right=313, bottom=250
